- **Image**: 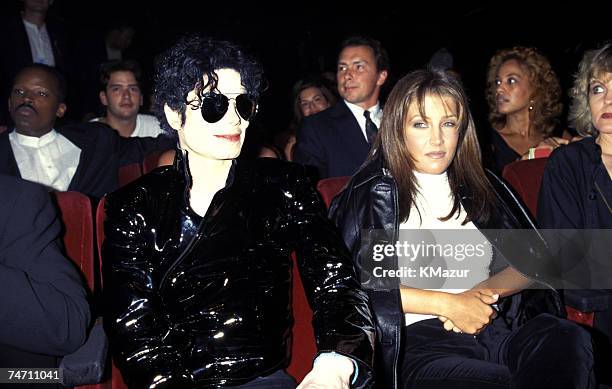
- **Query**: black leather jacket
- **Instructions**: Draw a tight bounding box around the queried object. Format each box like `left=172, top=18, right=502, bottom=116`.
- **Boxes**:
left=102, top=152, right=375, bottom=388
left=329, top=155, right=564, bottom=389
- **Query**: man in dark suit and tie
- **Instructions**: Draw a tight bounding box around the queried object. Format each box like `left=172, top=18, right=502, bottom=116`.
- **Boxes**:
left=295, top=36, right=389, bottom=179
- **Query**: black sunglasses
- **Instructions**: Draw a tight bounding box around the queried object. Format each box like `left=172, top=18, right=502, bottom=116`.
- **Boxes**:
left=199, top=92, right=256, bottom=123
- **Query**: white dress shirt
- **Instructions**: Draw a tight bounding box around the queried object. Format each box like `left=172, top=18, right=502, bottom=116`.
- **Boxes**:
left=22, top=19, right=55, bottom=66
left=9, top=129, right=81, bottom=191
left=344, top=100, right=383, bottom=142
left=91, top=114, right=164, bottom=138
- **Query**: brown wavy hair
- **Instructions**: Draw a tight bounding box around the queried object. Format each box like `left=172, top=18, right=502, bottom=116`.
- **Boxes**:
left=486, top=46, right=562, bottom=137
left=369, top=69, right=496, bottom=224
left=568, top=43, right=612, bottom=137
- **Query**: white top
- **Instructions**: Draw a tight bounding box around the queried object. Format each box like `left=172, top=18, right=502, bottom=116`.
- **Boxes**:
left=399, top=171, right=492, bottom=326
left=91, top=114, right=164, bottom=138
left=22, top=19, right=55, bottom=66
left=9, top=129, right=80, bottom=191
left=344, top=100, right=382, bottom=142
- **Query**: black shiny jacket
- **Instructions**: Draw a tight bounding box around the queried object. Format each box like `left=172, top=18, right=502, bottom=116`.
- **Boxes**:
left=329, top=155, right=564, bottom=389
left=102, top=152, right=375, bottom=388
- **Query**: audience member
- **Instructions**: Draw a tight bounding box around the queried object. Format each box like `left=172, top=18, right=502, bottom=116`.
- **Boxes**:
left=330, top=68, right=594, bottom=388
left=91, top=59, right=164, bottom=138
left=486, top=46, right=570, bottom=173
left=0, top=174, right=90, bottom=388
left=103, top=35, right=374, bottom=389
left=274, top=77, right=337, bottom=161
left=0, top=64, right=174, bottom=199
left=0, top=0, right=69, bottom=126
left=71, top=20, right=139, bottom=121
left=295, top=36, right=389, bottom=178
left=538, top=42, right=612, bottom=386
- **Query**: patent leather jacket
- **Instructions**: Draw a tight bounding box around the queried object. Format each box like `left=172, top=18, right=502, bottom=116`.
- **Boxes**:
left=102, top=152, right=375, bottom=388
left=329, top=155, right=564, bottom=389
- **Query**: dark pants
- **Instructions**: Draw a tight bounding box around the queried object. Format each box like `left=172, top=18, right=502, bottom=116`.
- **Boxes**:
left=400, top=314, right=594, bottom=389
left=233, top=370, right=296, bottom=388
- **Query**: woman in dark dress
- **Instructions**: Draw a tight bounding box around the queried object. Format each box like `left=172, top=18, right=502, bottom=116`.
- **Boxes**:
left=486, top=46, right=570, bottom=174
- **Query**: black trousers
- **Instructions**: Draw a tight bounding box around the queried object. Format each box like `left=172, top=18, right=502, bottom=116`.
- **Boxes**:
left=400, top=314, right=594, bottom=389
left=234, top=370, right=296, bottom=388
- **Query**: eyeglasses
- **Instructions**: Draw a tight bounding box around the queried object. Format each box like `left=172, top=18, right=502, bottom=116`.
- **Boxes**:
left=199, top=92, right=256, bottom=123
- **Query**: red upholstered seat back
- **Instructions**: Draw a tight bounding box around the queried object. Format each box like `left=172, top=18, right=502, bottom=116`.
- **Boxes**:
left=501, top=158, right=549, bottom=217
left=117, top=163, right=142, bottom=188
left=316, top=176, right=350, bottom=209
left=53, top=192, right=94, bottom=292
left=501, top=158, right=597, bottom=327
left=142, top=150, right=164, bottom=174
left=54, top=192, right=111, bottom=389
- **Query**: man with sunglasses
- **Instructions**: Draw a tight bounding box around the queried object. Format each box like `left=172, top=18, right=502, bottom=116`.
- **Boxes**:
left=102, top=35, right=374, bottom=389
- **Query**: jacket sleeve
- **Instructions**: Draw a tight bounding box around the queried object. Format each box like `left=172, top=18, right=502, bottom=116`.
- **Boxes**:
left=112, top=130, right=177, bottom=167
left=0, top=181, right=90, bottom=356
left=294, top=117, right=327, bottom=180
left=537, top=150, right=582, bottom=228
left=284, top=165, right=374, bottom=388
left=102, top=190, right=189, bottom=388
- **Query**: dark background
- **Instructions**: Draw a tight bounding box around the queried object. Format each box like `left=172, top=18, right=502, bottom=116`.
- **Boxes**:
left=2, top=0, right=609, bottom=145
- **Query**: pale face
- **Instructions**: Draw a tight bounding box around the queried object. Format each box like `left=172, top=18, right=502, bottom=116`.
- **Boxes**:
left=100, top=71, right=143, bottom=120
left=494, top=59, right=532, bottom=116
left=337, top=45, right=387, bottom=109
left=404, top=94, right=460, bottom=175
left=165, top=68, right=249, bottom=161
left=589, top=72, right=612, bottom=135
left=298, top=87, right=330, bottom=117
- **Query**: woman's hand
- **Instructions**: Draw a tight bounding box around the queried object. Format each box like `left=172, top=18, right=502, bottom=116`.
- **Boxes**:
left=439, top=291, right=498, bottom=334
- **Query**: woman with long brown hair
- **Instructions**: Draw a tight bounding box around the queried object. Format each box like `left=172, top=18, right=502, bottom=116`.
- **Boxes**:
left=330, top=68, right=593, bottom=389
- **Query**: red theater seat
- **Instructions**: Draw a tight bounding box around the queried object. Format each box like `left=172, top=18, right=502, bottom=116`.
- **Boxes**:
left=501, top=159, right=598, bottom=327
left=501, top=158, right=549, bottom=217
left=316, top=176, right=350, bottom=209
left=53, top=192, right=110, bottom=389
left=53, top=192, right=95, bottom=292
left=117, top=163, right=142, bottom=188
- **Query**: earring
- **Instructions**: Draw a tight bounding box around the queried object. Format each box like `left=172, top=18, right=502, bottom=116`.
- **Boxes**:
left=529, top=100, right=534, bottom=111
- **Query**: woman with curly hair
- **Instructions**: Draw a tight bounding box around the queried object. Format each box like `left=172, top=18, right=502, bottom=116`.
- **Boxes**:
left=486, top=46, right=569, bottom=173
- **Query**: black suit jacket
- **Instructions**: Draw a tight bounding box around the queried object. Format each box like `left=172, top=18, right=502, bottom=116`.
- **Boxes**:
left=0, top=123, right=176, bottom=199
left=294, top=101, right=372, bottom=179
left=0, top=175, right=90, bottom=388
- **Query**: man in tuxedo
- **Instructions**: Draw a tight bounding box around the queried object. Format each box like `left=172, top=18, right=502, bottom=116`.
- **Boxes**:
left=0, top=64, right=174, bottom=199
left=295, top=36, right=389, bottom=179
left=0, top=174, right=90, bottom=388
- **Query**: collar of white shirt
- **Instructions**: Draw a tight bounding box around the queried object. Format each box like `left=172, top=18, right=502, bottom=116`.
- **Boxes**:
left=12, top=129, right=58, bottom=148
left=344, top=100, right=382, bottom=141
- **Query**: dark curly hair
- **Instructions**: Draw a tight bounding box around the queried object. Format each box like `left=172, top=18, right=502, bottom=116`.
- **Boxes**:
left=153, top=35, right=265, bottom=134
left=99, top=59, right=142, bottom=92
left=486, top=46, right=562, bottom=137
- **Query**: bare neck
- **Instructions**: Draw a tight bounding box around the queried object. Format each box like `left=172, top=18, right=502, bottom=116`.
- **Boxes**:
left=186, top=154, right=233, bottom=216
left=501, top=110, right=532, bottom=137
left=21, top=10, right=46, bottom=28
left=597, top=133, right=612, bottom=155
left=104, top=115, right=137, bottom=138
